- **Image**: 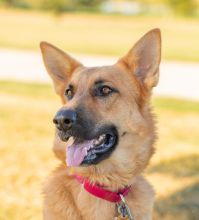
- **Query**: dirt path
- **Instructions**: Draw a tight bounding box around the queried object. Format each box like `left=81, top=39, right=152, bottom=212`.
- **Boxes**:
left=0, top=49, right=199, bottom=101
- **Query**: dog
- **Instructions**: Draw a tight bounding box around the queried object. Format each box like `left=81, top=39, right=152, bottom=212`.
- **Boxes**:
left=40, top=28, right=161, bottom=220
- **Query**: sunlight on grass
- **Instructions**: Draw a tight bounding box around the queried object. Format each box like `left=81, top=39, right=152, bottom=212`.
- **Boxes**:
left=0, top=9, right=199, bottom=61
left=0, top=81, right=59, bottom=220
left=0, top=81, right=198, bottom=219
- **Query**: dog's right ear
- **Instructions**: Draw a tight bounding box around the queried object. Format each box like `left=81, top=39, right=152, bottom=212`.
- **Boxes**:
left=40, top=42, right=82, bottom=98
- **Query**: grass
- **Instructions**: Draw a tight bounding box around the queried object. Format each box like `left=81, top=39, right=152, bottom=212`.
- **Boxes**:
left=0, top=80, right=199, bottom=220
left=0, top=9, right=199, bottom=62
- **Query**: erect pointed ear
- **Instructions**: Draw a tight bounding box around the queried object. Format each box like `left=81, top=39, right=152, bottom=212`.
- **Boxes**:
left=40, top=42, right=82, bottom=96
left=118, top=29, right=161, bottom=89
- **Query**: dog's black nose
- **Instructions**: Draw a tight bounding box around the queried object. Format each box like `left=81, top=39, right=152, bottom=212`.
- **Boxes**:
left=53, top=109, right=77, bottom=131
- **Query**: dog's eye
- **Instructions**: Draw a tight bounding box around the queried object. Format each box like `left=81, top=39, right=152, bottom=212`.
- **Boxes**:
left=65, top=88, right=73, bottom=100
left=98, top=86, right=113, bottom=96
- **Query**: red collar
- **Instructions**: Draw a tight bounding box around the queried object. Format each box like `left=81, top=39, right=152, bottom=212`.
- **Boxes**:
left=75, top=175, right=131, bottom=203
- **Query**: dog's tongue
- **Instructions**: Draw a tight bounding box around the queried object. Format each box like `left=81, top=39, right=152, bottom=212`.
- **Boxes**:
left=67, top=140, right=93, bottom=167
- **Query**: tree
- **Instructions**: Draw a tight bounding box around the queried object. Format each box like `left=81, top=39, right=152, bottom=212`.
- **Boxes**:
left=166, top=0, right=196, bottom=16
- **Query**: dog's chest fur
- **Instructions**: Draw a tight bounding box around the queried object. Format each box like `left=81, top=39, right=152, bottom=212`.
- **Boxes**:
left=43, top=165, right=154, bottom=220
left=77, top=188, right=115, bottom=220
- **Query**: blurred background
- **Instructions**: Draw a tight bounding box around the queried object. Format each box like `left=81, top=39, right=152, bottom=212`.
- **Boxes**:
left=0, top=0, right=199, bottom=219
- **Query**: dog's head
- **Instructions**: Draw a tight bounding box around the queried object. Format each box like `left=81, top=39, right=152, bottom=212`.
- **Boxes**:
left=40, top=29, right=161, bottom=186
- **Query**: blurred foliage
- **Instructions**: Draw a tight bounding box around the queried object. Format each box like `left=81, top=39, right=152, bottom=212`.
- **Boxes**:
left=40, top=0, right=75, bottom=13
left=0, top=0, right=105, bottom=12
left=166, top=0, right=197, bottom=16
left=0, top=0, right=28, bottom=8
left=140, top=0, right=198, bottom=16
left=0, top=0, right=198, bottom=16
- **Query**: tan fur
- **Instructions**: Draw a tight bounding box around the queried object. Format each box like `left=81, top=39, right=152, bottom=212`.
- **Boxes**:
left=40, top=29, right=161, bottom=220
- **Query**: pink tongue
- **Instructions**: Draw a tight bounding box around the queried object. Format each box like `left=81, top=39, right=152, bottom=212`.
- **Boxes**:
left=66, top=140, right=93, bottom=167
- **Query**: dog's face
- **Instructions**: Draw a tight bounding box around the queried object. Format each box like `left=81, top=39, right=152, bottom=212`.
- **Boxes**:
left=40, top=29, right=161, bottom=184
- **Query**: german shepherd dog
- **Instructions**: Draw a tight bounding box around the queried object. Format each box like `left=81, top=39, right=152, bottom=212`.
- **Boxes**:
left=40, top=29, right=161, bottom=220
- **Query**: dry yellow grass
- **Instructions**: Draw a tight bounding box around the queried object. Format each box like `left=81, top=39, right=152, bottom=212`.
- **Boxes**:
left=0, top=81, right=198, bottom=219
left=0, top=9, right=199, bottom=61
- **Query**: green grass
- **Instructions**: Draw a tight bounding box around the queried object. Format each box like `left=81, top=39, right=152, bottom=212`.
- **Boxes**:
left=153, top=97, right=199, bottom=113
left=0, top=9, right=199, bottom=62
left=0, top=80, right=199, bottom=220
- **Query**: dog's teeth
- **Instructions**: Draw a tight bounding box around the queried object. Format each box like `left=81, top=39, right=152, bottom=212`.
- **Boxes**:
left=94, top=139, right=101, bottom=146
left=84, top=148, right=88, bottom=155
left=98, top=134, right=106, bottom=142
left=93, top=134, right=106, bottom=147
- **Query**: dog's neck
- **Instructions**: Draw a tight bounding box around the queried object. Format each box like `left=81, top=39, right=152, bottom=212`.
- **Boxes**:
left=68, top=166, right=138, bottom=192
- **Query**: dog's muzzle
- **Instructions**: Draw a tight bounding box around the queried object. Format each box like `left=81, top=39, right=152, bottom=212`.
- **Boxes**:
left=52, top=108, right=118, bottom=167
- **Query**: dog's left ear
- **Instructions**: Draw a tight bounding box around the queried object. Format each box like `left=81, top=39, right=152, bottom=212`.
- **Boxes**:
left=118, top=28, right=161, bottom=89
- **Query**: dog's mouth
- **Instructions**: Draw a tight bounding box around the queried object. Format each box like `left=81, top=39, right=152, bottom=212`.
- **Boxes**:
left=65, top=130, right=118, bottom=166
